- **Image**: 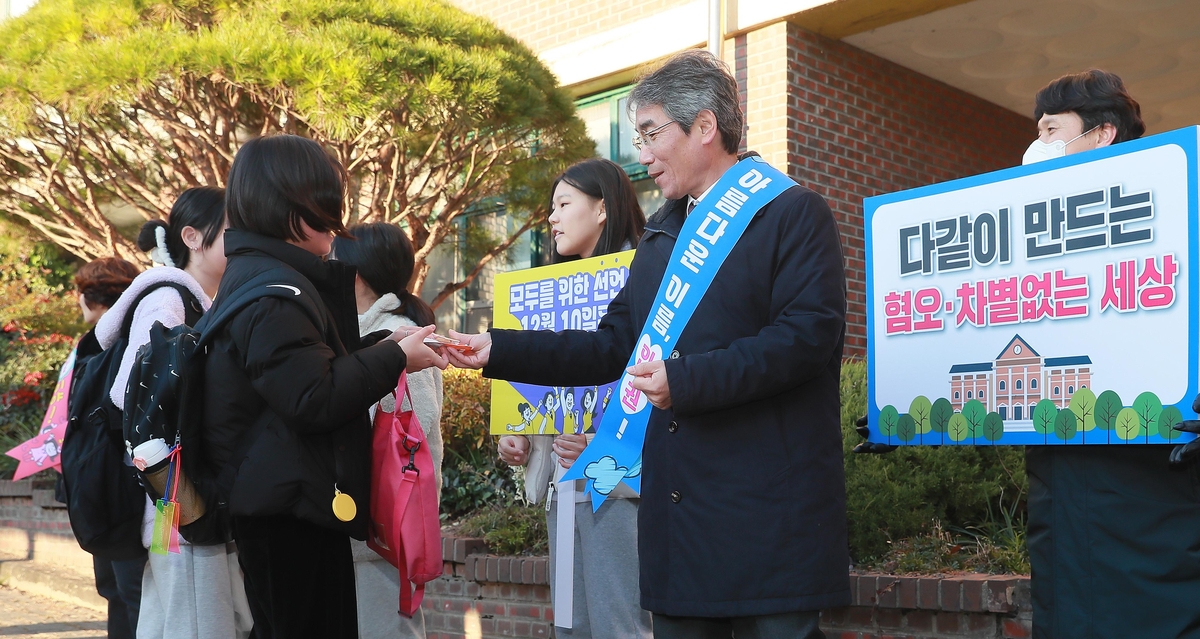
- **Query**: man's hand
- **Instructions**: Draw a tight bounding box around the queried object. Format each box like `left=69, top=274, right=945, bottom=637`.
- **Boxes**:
left=498, top=435, right=530, bottom=466
left=445, top=330, right=492, bottom=369
left=553, top=433, right=588, bottom=469
left=1170, top=395, right=1200, bottom=465
left=628, top=360, right=671, bottom=410
left=852, top=414, right=898, bottom=454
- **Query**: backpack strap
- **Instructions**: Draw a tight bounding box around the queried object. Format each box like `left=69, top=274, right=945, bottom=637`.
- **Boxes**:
left=194, top=267, right=326, bottom=348
left=118, top=281, right=204, bottom=341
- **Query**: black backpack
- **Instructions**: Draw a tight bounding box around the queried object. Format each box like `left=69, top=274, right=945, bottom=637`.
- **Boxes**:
left=121, top=268, right=323, bottom=545
left=61, top=282, right=203, bottom=559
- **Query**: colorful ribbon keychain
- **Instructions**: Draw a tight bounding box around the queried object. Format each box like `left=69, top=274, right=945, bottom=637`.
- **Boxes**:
left=150, top=446, right=183, bottom=555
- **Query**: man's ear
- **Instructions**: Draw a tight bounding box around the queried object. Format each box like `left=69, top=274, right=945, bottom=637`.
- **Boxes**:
left=694, top=109, right=720, bottom=146
left=1095, top=122, right=1119, bottom=149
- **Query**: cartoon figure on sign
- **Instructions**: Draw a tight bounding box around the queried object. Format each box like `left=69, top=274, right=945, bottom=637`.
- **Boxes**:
left=562, top=388, right=580, bottom=434
left=582, top=387, right=599, bottom=433
left=536, top=390, right=559, bottom=434
left=27, top=433, right=61, bottom=467
left=506, top=402, right=538, bottom=433
left=602, top=386, right=613, bottom=412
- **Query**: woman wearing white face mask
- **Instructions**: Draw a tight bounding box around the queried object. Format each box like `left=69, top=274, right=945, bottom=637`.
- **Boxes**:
left=1019, top=70, right=1200, bottom=639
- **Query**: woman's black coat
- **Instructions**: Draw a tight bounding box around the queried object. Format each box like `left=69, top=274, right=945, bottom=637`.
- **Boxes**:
left=485, top=183, right=851, bottom=617
left=201, top=230, right=405, bottom=539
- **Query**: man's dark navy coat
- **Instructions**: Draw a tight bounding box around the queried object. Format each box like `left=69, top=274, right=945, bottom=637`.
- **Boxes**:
left=486, top=177, right=851, bottom=617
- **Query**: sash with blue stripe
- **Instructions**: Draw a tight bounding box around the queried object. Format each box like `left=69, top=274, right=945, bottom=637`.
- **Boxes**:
left=561, top=155, right=797, bottom=509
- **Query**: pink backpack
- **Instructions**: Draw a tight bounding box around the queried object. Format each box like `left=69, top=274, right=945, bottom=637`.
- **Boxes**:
left=367, top=372, right=443, bottom=617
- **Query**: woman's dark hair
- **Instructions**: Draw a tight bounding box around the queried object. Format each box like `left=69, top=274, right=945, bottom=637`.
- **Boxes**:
left=136, top=187, right=225, bottom=270
left=225, top=135, right=349, bottom=242
left=74, top=257, right=141, bottom=309
left=550, top=158, right=646, bottom=263
left=1034, top=69, right=1145, bottom=143
left=331, top=222, right=436, bottom=327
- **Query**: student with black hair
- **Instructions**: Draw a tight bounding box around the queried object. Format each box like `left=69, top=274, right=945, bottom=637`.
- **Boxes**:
left=201, top=134, right=447, bottom=639
left=92, top=187, right=253, bottom=639
left=495, top=158, right=652, bottom=639
left=330, top=222, right=444, bottom=639
left=1021, top=69, right=1200, bottom=639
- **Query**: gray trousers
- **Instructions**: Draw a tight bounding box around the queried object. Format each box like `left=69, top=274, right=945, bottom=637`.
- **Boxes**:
left=547, top=497, right=653, bottom=639
left=651, top=610, right=825, bottom=639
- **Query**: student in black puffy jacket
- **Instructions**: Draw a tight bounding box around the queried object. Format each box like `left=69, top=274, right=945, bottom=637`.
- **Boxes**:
left=200, top=135, right=448, bottom=639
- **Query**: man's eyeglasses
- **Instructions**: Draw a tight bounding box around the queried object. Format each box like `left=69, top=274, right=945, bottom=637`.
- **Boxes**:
left=631, top=120, right=678, bottom=151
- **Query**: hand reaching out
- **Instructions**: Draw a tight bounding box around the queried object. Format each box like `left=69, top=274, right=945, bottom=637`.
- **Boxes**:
left=445, top=330, right=492, bottom=369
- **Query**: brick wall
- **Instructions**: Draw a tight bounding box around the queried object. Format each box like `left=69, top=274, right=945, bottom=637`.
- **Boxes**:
left=0, top=479, right=70, bottom=533
left=426, top=537, right=1032, bottom=639
left=783, top=25, right=1034, bottom=356
left=424, top=537, right=554, bottom=639
left=827, top=573, right=1033, bottom=639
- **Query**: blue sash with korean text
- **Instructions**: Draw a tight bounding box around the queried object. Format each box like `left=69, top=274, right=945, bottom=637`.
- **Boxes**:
left=561, top=156, right=796, bottom=510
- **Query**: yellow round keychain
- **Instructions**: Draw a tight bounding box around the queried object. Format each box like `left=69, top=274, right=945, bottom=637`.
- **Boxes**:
left=332, top=485, right=357, bottom=522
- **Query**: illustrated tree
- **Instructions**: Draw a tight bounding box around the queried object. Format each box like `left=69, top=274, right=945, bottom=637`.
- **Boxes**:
left=1033, top=399, right=1059, bottom=436
left=1114, top=407, right=1142, bottom=441
left=878, top=405, right=900, bottom=437
left=1131, top=392, right=1162, bottom=441
left=1054, top=409, right=1078, bottom=441
left=0, top=0, right=592, bottom=304
left=1159, top=405, right=1184, bottom=441
left=982, top=411, right=1004, bottom=442
left=1094, top=390, right=1123, bottom=430
left=1068, top=387, right=1097, bottom=431
left=946, top=413, right=970, bottom=443
left=896, top=414, right=917, bottom=443
left=908, top=396, right=932, bottom=435
left=962, top=399, right=987, bottom=439
left=929, top=397, right=954, bottom=434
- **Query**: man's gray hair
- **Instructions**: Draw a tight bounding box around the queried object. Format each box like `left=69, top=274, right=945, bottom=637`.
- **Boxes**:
left=628, top=50, right=744, bottom=155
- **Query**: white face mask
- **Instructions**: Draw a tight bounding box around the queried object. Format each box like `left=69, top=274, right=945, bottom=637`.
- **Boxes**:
left=1021, top=126, right=1099, bottom=165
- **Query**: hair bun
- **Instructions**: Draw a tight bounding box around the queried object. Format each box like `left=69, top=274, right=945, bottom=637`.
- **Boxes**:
left=136, top=219, right=169, bottom=252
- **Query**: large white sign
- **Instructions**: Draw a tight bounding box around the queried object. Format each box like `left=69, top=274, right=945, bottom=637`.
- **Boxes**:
left=866, top=127, right=1199, bottom=446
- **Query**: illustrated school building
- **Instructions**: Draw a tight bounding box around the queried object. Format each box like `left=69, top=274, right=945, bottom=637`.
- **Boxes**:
left=440, top=0, right=1199, bottom=356
left=949, top=334, right=1092, bottom=420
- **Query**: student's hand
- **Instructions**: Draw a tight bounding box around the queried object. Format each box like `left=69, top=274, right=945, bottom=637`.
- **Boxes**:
left=627, top=360, right=671, bottom=410
left=498, top=435, right=530, bottom=466
left=391, top=325, right=449, bottom=373
left=554, top=433, right=588, bottom=469
left=445, top=330, right=492, bottom=369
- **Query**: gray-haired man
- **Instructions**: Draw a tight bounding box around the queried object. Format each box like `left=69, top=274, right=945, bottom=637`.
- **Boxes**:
left=449, top=50, right=850, bottom=638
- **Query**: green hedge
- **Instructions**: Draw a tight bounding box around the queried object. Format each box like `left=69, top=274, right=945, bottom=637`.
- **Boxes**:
left=840, top=360, right=1027, bottom=563
left=440, top=368, right=519, bottom=520
left=0, top=222, right=82, bottom=478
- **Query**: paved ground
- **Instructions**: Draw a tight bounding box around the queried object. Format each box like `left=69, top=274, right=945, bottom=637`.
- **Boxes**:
left=0, top=585, right=105, bottom=639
